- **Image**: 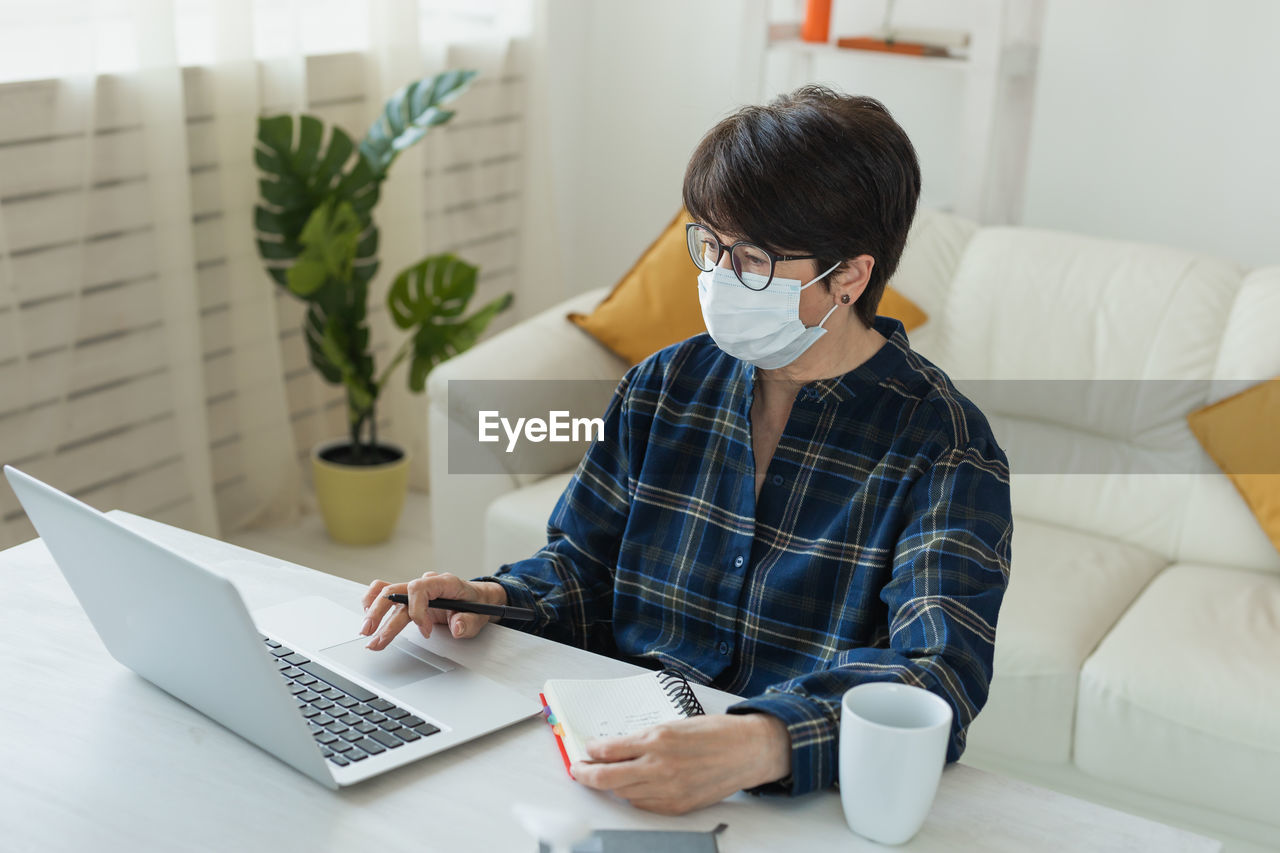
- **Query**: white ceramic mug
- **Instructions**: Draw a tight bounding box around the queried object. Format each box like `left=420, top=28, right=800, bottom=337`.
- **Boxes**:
left=839, top=682, right=954, bottom=845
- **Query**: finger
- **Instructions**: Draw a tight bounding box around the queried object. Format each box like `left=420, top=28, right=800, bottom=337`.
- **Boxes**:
left=607, top=777, right=662, bottom=799
left=585, top=733, right=648, bottom=763
left=570, top=758, right=650, bottom=791
left=360, top=580, right=407, bottom=635
left=360, top=579, right=390, bottom=617
left=366, top=602, right=411, bottom=651
left=418, top=572, right=450, bottom=626
left=424, top=571, right=475, bottom=600
left=410, top=573, right=487, bottom=636
left=628, top=797, right=690, bottom=817
left=448, top=610, right=486, bottom=639
left=406, top=576, right=435, bottom=639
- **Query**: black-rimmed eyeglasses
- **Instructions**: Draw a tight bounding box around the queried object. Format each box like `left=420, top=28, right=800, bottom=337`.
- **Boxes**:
left=685, top=223, right=818, bottom=291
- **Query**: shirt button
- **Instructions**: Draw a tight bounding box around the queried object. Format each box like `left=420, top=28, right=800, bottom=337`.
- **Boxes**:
left=718, top=642, right=730, bottom=655
left=733, top=555, right=744, bottom=568
left=771, top=474, right=783, bottom=486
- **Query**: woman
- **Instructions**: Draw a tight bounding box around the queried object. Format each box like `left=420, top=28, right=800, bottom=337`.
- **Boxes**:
left=358, top=85, right=1012, bottom=815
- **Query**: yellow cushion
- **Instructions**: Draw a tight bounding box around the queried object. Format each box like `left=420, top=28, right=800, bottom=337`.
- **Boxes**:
left=567, top=209, right=704, bottom=366
left=569, top=209, right=930, bottom=366
left=878, top=285, right=929, bottom=331
left=1187, top=378, right=1280, bottom=555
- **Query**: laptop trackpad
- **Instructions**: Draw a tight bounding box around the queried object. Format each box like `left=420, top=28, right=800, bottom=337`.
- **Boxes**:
left=318, top=636, right=450, bottom=690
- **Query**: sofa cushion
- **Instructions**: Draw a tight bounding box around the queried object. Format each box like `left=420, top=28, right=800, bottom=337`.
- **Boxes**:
left=568, top=208, right=939, bottom=368
left=876, top=287, right=927, bottom=333
left=1074, top=563, right=1280, bottom=826
left=1187, top=378, right=1280, bottom=556
left=483, top=471, right=574, bottom=570
left=885, top=207, right=979, bottom=324
left=933, top=228, right=1245, bottom=563
left=965, top=516, right=1168, bottom=764
left=936, top=227, right=1243, bottom=383
left=567, top=208, right=706, bottom=366
left=1178, top=266, right=1280, bottom=574
left=877, top=207, right=978, bottom=366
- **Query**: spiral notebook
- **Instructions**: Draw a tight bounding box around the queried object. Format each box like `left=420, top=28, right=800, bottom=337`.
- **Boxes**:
left=539, top=669, right=706, bottom=773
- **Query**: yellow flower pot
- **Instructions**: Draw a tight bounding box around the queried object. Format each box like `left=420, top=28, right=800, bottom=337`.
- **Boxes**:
left=311, top=439, right=410, bottom=545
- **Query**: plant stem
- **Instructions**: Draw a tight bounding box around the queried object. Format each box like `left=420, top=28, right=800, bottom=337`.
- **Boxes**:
left=349, top=414, right=363, bottom=462
left=376, top=336, right=416, bottom=391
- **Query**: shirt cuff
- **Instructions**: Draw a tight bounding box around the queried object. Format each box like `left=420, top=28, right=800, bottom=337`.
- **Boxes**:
left=726, top=691, right=838, bottom=797
left=469, top=571, right=545, bottom=629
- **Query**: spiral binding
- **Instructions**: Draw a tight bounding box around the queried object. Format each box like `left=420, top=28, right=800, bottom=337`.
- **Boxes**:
left=657, top=668, right=706, bottom=717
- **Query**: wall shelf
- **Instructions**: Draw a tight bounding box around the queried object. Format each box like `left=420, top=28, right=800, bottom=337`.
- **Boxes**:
left=766, top=38, right=972, bottom=72
left=754, top=0, right=1045, bottom=225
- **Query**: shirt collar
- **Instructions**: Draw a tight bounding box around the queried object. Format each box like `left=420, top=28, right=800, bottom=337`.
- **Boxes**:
left=739, top=315, right=911, bottom=406
left=818, top=314, right=910, bottom=404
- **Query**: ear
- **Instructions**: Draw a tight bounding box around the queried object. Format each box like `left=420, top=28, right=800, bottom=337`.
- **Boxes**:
left=831, top=254, right=875, bottom=305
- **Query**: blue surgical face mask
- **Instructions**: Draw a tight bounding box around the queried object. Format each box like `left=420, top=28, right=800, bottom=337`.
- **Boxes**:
left=696, top=261, right=842, bottom=369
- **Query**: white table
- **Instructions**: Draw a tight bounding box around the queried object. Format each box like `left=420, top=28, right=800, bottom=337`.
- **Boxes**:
left=0, top=511, right=1222, bottom=853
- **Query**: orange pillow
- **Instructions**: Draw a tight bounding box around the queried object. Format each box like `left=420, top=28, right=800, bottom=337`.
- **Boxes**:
left=569, top=209, right=929, bottom=365
left=878, top=285, right=929, bottom=332
left=568, top=209, right=704, bottom=366
left=1187, top=378, right=1280, bottom=555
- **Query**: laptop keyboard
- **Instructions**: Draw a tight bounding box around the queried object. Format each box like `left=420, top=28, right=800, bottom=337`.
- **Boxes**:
left=261, top=635, right=441, bottom=767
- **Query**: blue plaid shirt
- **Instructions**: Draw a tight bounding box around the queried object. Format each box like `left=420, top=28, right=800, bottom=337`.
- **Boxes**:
left=476, top=315, right=1012, bottom=796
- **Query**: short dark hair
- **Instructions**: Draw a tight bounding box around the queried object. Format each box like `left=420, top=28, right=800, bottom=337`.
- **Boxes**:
left=682, top=85, right=921, bottom=328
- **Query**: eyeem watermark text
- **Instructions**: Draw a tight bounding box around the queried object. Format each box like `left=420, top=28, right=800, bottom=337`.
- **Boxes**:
left=478, top=410, right=605, bottom=453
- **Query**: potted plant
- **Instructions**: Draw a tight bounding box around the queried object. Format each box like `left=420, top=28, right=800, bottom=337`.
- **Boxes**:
left=253, top=70, right=512, bottom=545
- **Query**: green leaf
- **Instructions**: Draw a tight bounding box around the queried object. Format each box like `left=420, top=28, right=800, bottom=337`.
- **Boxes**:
left=408, top=324, right=448, bottom=392
left=308, top=310, right=376, bottom=416
left=312, top=126, right=354, bottom=194
left=286, top=263, right=328, bottom=298
left=405, top=290, right=513, bottom=392
left=356, top=228, right=380, bottom=260
left=287, top=199, right=362, bottom=297
left=304, top=306, right=342, bottom=383
left=445, top=291, right=515, bottom=352
left=254, top=115, right=378, bottom=292
left=253, top=205, right=288, bottom=233
left=333, top=155, right=381, bottom=209
left=256, top=176, right=300, bottom=209
left=293, top=115, right=323, bottom=174
left=255, top=237, right=299, bottom=261
left=386, top=253, right=479, bottom=329
left=258, top=115, right=294, bottom=156
left=358, top=70, right=478, bottom=178
left=255, top=70, right=483, bottom=432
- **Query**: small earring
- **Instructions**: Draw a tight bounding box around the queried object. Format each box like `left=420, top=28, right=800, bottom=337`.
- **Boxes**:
left=840, top=294, right=851, bottom=304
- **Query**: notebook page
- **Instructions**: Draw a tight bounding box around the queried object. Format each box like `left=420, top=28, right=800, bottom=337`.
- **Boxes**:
left=544, top=672, right=684, bottom=763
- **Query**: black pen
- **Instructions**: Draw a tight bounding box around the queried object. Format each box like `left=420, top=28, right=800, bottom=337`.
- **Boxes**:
left=385, top=592, right=535, bottom=623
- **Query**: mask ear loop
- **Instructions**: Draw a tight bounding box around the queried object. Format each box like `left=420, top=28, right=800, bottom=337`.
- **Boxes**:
left=814, top=300, right=841, bottom=330
left=800, top=261, right=844, bottom=330
left=798, top=260, right=842, bottom=290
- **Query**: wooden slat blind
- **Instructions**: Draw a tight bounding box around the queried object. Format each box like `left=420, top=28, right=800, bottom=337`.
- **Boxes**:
left=0, top=40, right=528, bottom=547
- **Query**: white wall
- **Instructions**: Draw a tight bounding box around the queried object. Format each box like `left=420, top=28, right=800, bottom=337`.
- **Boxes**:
left=518, top=0, right=1036, bottom=316
left=814, top=0, right=1022, bottom=219
left=517, top=0, right=767, bottom=312
left=518, top=0, right=1280, bottom=322
left=1022, top=0, right=1280, bottom=267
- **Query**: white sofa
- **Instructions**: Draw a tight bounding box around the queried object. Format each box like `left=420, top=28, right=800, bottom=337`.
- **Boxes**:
left=427, top=209, right=1280, bottom=850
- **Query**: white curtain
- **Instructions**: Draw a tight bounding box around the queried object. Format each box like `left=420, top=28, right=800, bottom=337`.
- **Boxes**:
left=0, top=0, right=532, bottom=548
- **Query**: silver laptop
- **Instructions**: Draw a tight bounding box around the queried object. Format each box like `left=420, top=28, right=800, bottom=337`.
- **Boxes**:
left=4, top=465, right=540, bottom=789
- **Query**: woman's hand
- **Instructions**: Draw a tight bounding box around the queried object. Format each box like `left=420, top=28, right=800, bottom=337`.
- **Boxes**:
left=359, top=572, right=508, bottom=650
left=570, top=712, right=792, bottom=815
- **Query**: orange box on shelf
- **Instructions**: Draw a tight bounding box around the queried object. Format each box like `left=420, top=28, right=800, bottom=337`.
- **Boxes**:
left=801, top=0, right=831, bottom=43
left=836, top=36, right=951, bottom=57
